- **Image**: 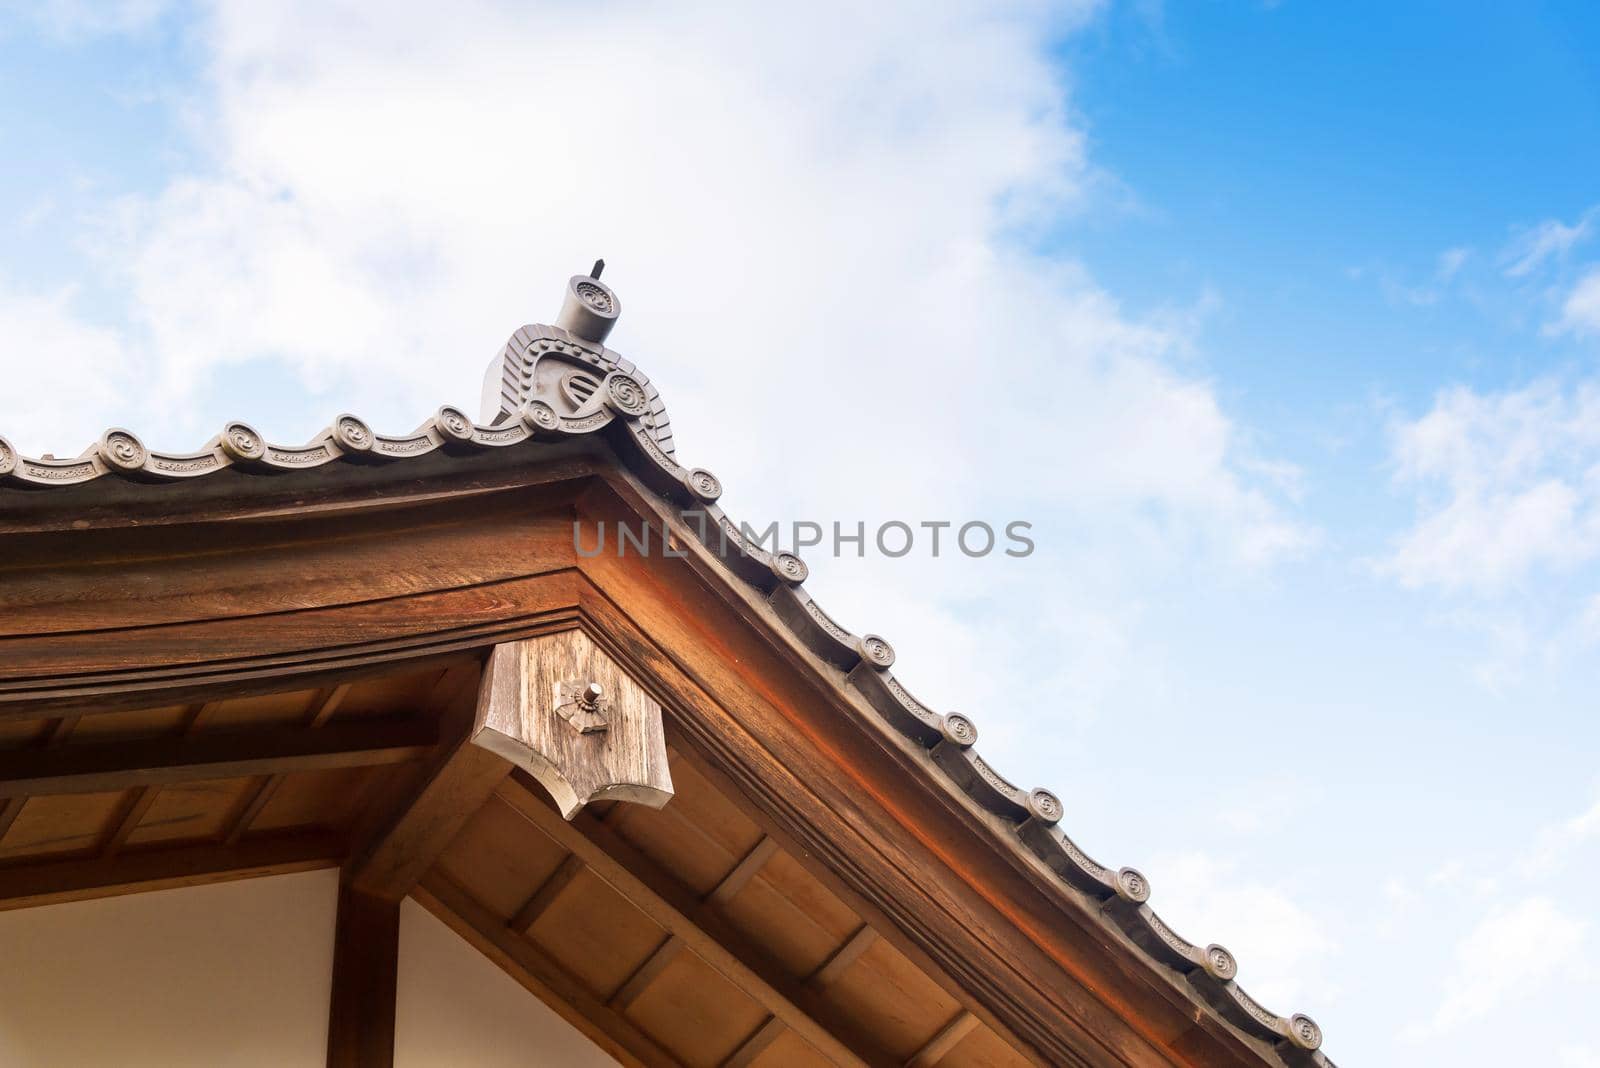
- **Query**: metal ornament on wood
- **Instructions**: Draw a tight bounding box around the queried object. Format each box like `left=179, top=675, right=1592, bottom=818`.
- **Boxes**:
left=470, top=629, right=673, bottom=819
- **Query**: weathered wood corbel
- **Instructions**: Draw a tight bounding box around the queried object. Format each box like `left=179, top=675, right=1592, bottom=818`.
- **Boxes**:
left=471, top=629, right=673, bottom=819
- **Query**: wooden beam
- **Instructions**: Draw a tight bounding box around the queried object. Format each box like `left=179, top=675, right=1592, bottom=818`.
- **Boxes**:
left=102, top=701, right=217, bottom=856
left=508, top=852, right=586, bottom=932
left=607, top=835, right=776, bottom=1010
left=721, top=922, right=881, bottom=1067
left=905, top=1012, right=979, bottom=1068
left=100, top=787, right=162, bottom=855
left=416, top=873, right=684, bottom=1068
left=661, top=728, right=1054, bottom=1068
left=0, top=717, right=438, bottom=798
left=609, top=934, right=685, bottom=1010
left=720, top=1018, right=785, bottom=1068
left=0, top=832, right=342, bottom=912
left=344, top=664, right=512, bottom=902
left=706, top=836, right=777, bottom=907
left=0, top=715, right=80, bottom=841
left=498, top=775, right=892, bottom=1068
left=326, top=885, right=400, bottom=1068
left=809, top=924, right=879, bottom=988
left=222, top=685, right=352, bottom=845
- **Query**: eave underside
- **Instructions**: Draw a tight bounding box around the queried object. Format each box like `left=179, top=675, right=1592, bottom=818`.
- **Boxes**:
left=0, top=454, right=1320, bottom=1068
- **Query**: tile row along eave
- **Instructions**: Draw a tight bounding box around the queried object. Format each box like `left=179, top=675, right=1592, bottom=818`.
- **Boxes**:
left=0, top=326, right=1334, bottom=1068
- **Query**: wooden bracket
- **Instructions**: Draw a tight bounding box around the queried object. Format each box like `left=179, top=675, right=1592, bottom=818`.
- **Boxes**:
left=472, top=630, right=672, bottom=819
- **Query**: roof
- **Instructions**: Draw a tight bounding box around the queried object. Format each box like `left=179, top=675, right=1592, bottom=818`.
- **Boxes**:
left=0, top=276, right=1333, bottom=1067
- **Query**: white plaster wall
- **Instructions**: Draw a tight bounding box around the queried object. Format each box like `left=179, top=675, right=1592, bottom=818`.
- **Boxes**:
left=395, top=898, right=617, bottom=1068
left=0, top=870, right=617, bottom=1067
left=0, top=869, right=338, bottom=1067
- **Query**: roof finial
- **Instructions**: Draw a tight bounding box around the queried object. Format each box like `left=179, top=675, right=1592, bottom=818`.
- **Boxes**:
left=555, top=264, right=620, bottom=344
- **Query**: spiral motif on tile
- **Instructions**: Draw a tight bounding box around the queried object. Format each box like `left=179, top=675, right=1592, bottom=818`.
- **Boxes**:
left=771, top=551, right=809, bottom=585
left=685, top=467, right=722, bottom=502
left=220, top=421, right=265, bottom=461
left=575, top=279, right=614, bottom=313
left=434, top=405, right=474, bottom=443
left=1027, top=788, right=1063, bottom=825
left=0, top=435, right=14, bottom=476
left=521, top=401, right=559, bottom=431
left=335, top=415, right=373, bottom=452
left=857, top=634, right=895, bottom=669
left=1203, top=943, right=1237, bottom=981
left=98, top=429, right=147, bottom=471
left=1115, top=867, right=1150, bottom=903
left=941, top=713, right=978, bottom=747
left=604, top=372, right=649, bottom=417
left=1289, top=1014, right=1322, bottom=1050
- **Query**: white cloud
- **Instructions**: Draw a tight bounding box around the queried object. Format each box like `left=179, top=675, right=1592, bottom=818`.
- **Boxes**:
left=1383, top=379, right=1600, bottom=592
left=1145, top=851, right=1335, bottom=1011
left=66, top=0, right=1303, bottom=558
left=0, top=1, right=1311, bottom=746
left=1527, top=793, right=1600, bottom=877
left=1405, top=896, right=1588, bottom=1039
left=0, top=286, right=139, bottom=453
left=1553, top=268, right=1600, bottom=339
left=1437, top=246, right=1471, bottom=280
left=1504, top=208, right=1597, bottom=278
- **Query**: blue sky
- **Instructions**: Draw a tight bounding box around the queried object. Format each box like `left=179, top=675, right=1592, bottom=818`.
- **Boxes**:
left=3, top=3, right=1600, bottom=1064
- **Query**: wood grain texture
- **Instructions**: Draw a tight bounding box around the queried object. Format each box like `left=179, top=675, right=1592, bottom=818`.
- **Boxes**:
left=0, top=715, right=78, bottom=843
left=498, top=776, right=893, bottom=1068
left=0, top=573, right=584, bottom=719
left=0, top=717, right=438, bottom=798
left=0, top=446, right=1291, bottom=1067
left=345, top=663, right=512, bottom=902
left=473, top=631, right=672, bottom=819
left=906, top=1012, right=980, bottom=1068
left=570, top=569, right=1119, bottom=1067
left=720, top=1017, right=786, bottom=1068
left=573, top=475, right=1264, bottom=1065
left=609, top=934, right=685, bottom=1010
left=326, top=885, right=400, bottom=1068
left=0, top=831, right=342, bottom=912
left=415, top=872, right=684, bottom=1068
left=509, top=851, right=587, bottom=932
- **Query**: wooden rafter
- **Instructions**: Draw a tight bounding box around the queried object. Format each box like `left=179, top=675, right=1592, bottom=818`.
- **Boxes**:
left=416, top=873, right=683, bottom=1068
left=0, top=717, right=437, bottom=799
left=609, top=934, right=685, bottom=1010
left=0, top=714, right=79, bottom=842
left=509, top=852, right=587, bottom=932
left=0, top=831, right=342, bottom=912
left=101, top=700, right=217, bottom=856
left=343, top=664, right=512, bottom=902
left=905, top=1011, right=979, bottom=1067
left=608, top=833, right=778, bottom=1009
left=663, top=737, right=1054, bottom=1067
left=497, top=774, right=893, bottom=1068
left=719, top=1018, right=785, bottom=1068
left=222, top=684, right=351, bottom=845
left=721, top=923, right=880, bottom=1067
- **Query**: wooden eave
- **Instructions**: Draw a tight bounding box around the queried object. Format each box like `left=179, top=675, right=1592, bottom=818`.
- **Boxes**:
left=0, top=327, right=1333, bottom=1068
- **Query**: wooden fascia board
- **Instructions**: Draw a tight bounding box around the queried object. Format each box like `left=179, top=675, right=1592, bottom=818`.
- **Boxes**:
left=566, top=475, right=1281, bottom=1068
